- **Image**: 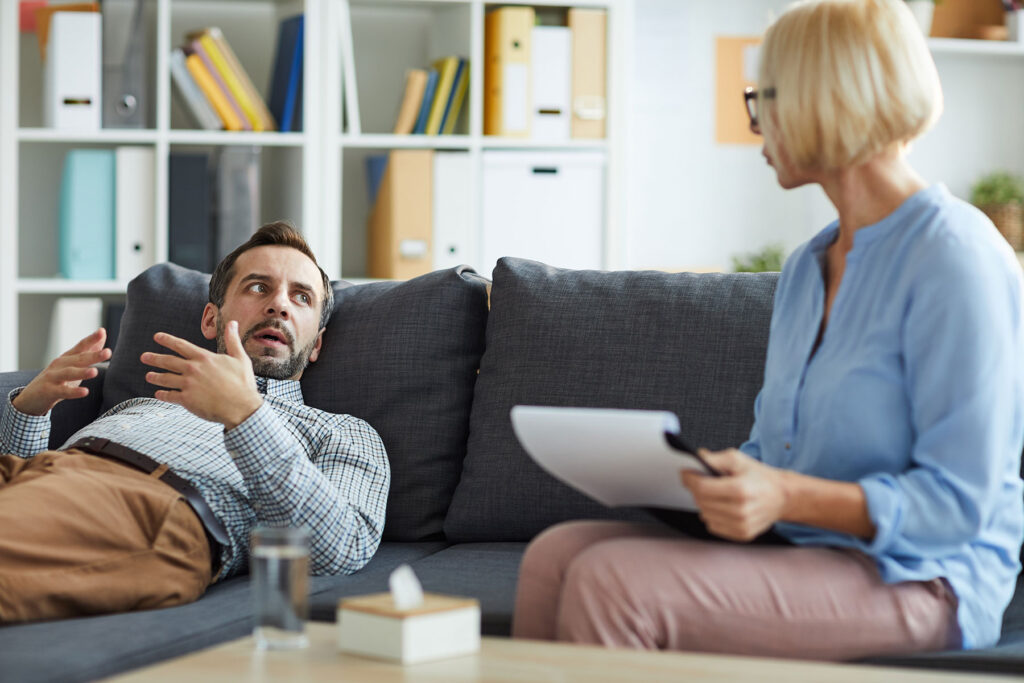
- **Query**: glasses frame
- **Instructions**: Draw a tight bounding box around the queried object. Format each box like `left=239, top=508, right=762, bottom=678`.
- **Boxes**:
left=743, top=86, right=776, bottom=134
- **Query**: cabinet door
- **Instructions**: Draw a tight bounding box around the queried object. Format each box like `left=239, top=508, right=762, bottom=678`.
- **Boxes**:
left=481, top=151, right=605, bottom=276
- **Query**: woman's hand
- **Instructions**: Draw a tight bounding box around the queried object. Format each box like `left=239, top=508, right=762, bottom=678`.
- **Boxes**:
left=681, top=448, right=788, bottom=542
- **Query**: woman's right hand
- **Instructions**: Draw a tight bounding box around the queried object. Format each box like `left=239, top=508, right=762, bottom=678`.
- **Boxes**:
left=12, top=328, right=111, bottom=416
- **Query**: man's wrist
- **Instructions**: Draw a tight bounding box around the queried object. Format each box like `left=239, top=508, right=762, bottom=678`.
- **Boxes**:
left=222, top=395, right=264, bottom=431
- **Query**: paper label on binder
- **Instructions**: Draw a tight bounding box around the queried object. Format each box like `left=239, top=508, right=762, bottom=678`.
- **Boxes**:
left=398, top=240, right=428, bottom=259
left=503, top=64, right=528, bottom=132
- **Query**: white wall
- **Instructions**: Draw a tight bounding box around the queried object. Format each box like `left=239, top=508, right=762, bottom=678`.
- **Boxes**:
left=628, top=0, right=1024, bottom=272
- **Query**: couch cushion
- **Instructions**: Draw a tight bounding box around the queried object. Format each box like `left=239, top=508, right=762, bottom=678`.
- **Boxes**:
left=103, top=263, right=489, bottom=542
left=445, top=258, right=778, bottom=542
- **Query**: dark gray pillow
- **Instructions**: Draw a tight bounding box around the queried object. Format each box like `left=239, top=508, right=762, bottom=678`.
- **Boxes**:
left=104, top=263, right=489, bottom=542
left=443, top=257, right=779, bottom=542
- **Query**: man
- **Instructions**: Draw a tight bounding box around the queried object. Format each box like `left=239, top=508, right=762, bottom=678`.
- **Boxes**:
left=0, top=222, right=390, bottom=622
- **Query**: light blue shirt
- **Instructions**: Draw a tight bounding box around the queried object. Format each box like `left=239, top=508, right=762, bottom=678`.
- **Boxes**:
left=740, top=184, right=1024, bottom=649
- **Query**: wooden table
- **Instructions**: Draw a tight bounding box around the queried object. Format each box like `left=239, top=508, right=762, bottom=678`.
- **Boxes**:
left=110, top=622, right=1015, bottom=682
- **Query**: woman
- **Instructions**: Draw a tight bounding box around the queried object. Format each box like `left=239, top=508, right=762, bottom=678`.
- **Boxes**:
left=512, top=0, right=1024, bottom=660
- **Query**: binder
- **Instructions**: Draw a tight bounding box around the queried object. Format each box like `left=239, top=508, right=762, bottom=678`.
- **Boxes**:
left=214, top=146, right=262, bottom=262
left=33, top=2, right=98, bottom=61
left=432, top=152, right=474, bottom=270
left=568, top=8, right=607, bottom=139
left=440, top=58, right=469, bottom=135
left=185, top=52, right=244, bottom=132
left=115, top=146, right=156, bottom=281
left=427, top=56, right=459, bottom=136
left=531, top=27, right=571, bottom=141
left=44, top=298, right=103, bottom=366
left=190, top=40, right=252, bottom=131
left=58, top=149, right=115, bottom=280
left=170, top=49, right=221, bottom=130
left=392, top=69, right=428, bottom=135
left=169, top=153, right=214, bottom=273
left=484, top=6, right=533, bottom=137
left=268, top=15, right=304, bottom=133
left=43, top=10, right=102, bottom=130
left=368, top=150, right=433, bottom=280
left=101, top=0, right=146, bottom=128
left=413, top=69, right=438, bottom=135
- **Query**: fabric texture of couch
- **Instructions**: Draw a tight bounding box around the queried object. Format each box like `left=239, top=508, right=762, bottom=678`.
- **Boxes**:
left=1, top=257, right=1022, bottom=681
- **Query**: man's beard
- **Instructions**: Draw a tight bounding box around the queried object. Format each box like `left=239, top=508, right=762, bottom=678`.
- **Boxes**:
left=216, top=316, right=317, bottom=380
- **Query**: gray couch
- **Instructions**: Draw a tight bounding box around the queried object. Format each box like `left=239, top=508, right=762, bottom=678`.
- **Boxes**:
left=1, top=258, right=1022, bottom=681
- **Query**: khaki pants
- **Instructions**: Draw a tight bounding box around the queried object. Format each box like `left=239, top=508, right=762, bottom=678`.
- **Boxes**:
left=513, top=520, right=961, bottom=661
left=0, top=449, right=212, bottom=622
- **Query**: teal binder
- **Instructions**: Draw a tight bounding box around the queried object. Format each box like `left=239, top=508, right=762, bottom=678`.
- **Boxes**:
left=59, top=149, right=116, bottom=280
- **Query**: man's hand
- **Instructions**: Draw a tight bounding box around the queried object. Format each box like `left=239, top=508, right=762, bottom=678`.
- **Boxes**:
left=12, top=328, right=111, bottom=416
left=141, top=320, right=262, bottom=430
left=681, top=448, right=788, bottom=542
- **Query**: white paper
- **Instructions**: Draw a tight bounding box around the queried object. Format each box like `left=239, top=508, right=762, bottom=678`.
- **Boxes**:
left=510, top=406, right=711, bottom=511
left=388, top=564, right=423, bottom=610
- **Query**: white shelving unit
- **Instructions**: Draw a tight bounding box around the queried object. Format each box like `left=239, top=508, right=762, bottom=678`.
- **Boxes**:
left=0, top=0, right=633, bottom=371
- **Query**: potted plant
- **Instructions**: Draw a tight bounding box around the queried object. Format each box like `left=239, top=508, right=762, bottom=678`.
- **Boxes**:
left=905, top=0, right=938, bottom=36
left=970, top=171, right=1024, bottom=250
left=732, top=244, right=786, bottom=273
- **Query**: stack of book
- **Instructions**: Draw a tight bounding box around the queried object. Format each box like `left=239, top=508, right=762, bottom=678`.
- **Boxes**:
left=170, top=22, right=302, bottom=132
left=391, top=56, right=469, bottom=135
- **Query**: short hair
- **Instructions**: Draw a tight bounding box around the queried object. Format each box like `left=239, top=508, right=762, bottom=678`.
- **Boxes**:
left=209, top=221, right=335, bottom=330
left=758, top=0, right=943, bottom=171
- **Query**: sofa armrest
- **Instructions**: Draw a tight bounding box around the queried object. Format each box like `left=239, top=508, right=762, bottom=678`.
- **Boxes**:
left=0, top=366, right=107, bottom=450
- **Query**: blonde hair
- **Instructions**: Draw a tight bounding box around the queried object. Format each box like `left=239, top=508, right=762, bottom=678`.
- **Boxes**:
left=758, top=0, right=943, bottom=171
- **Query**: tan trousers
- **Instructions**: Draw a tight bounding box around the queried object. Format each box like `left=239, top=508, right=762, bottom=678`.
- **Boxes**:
left=0, top=449, right=212, bottom=622
left=512, top=521, right=961, bottom=661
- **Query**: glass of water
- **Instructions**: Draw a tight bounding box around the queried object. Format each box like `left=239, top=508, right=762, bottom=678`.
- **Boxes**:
left=251, top=526, right=310, bottom=650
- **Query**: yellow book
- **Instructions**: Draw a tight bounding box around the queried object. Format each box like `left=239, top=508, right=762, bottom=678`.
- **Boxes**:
left=194, top=32, right=264, bottom=131
left=184, top=54, right=243, bottom=131
left=442, top=60, right=469, bottom=135
left=426, top=56, right=459, bottom=136
left=191, top=27, right=278, bottom=132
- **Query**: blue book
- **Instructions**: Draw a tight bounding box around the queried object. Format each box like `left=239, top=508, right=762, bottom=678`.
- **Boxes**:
left=438, top=58, right=467, bottom=133
left=364, top=154, right=388, bottom=205
left=59, top=149, right=116, bottom=280
left=268, top=15, right=304, bottom=132
left=412, top=69, right=438, bottom=135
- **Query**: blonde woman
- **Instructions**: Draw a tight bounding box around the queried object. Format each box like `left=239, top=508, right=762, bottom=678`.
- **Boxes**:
left=512, top=0, right=1024, bottom=659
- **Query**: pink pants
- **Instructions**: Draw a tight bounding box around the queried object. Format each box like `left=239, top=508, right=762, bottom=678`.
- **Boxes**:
left=512, top=521, right=960, bottom=661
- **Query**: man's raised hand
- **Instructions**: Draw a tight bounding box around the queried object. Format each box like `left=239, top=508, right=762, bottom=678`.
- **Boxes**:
left=12, top=328, right=111, bottom=416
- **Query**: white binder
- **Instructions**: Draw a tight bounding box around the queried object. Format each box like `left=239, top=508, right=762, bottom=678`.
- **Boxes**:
left=43, top=12, right=102, bottom=131
left=432, top=152, right=476, bottom=271
left=115, top=147, right=156, bottom=281
left=530, top=26, right=571, bottom=141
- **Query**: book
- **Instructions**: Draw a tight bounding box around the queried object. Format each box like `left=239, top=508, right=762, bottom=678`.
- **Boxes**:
left=412, top=69, right=438, bottom=135
left=168, top=153, right=214, bottom=273
left=336, top=593, right=480, bottom=664
left=58, top=149, right=115, bottom=279
left=184, top=52, right=244, bottom=131
left=169, top=48, right=221, bottom=130
left=202, top=27, right=277, bottom=131
left=510, top=406, right=716, bottom=512
left=440, top=58, right=469, bottom=135
left=268, top=15, right=304, bottom=133
left=114, top=146, right=156, bottom=281
left=392, top=69, right=428, bottom=135
left=190, top=40, right=251, bottom=131
left=44, top=297, right=103, bottom=366
left=188, top=30, right=266, bottom=131
left=426, top=56, right=459, bottom=136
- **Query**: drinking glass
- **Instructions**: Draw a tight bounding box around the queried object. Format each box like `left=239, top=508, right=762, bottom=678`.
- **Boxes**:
left=251, top=526, right=310, bottom=650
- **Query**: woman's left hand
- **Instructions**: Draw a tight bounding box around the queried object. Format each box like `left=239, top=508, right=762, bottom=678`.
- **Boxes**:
left=681, top=448, right=788, bottom=542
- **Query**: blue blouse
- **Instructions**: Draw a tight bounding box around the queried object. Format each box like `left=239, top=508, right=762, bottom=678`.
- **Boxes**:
left=740, top=184, right=1024, bottom=649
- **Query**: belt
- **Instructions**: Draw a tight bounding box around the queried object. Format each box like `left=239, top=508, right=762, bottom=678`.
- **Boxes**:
left=68, top=437, right=230, bottom=567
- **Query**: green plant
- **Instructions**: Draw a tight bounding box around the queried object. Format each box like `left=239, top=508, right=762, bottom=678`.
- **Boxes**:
left=970, top=172, right=1024, bottom=207
left=731, top=244, right=786, bottom=273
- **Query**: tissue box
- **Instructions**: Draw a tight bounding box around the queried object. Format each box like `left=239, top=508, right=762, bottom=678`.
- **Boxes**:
left=336, top=592, right=481, bottom=664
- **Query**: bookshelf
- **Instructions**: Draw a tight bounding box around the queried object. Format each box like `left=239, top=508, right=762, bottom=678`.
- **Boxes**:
left=0, top=0, right=632, bottom=371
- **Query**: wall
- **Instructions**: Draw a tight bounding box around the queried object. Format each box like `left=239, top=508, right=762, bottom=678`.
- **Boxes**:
left=628, top=0, right=1024, bottom=272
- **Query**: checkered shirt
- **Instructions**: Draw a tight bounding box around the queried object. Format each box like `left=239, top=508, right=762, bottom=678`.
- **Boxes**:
left=1, top=377, right=390, bottom=580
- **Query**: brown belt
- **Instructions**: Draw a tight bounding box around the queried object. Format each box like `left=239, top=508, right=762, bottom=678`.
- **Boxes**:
left=67, top=437, right=230, bottom=567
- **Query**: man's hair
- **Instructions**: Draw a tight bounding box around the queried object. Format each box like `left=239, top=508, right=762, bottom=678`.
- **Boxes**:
left=209, top=221, right=335, bottom=330
left=758, top=0, right=943, bottom=171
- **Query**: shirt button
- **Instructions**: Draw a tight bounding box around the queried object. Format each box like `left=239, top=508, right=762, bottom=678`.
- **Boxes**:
left=784, top=442, right=792, bottom=450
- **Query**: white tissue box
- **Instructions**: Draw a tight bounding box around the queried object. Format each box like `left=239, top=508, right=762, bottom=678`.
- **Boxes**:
left=336, top=592, right=481, bottom=664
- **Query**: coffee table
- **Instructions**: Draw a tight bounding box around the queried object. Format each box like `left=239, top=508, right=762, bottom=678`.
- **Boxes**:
left=109, top=622, right=1010, bottom=682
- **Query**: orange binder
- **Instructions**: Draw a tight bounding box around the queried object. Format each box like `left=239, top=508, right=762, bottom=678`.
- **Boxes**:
left=367, top=150, right=434, bottom=280
left=568, top=9, right=607, bottom=139
left=185, top=54, right=244, bottom=131
left=484, top=6, right=534, bottom=137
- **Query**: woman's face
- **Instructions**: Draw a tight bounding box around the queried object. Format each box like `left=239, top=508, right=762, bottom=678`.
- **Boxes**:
left=761, top=108, right=818, bottom=190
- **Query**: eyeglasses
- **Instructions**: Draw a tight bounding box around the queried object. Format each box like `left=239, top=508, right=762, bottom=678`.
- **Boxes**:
left=743, top=86, right=776, bottom=135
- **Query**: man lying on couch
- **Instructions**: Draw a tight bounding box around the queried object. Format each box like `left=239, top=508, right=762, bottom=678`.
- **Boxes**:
left=0, top=222, right=390, bottom=622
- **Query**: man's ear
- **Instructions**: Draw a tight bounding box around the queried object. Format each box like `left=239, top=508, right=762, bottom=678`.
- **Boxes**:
left=201, top=303, right=219, bottom=340
left=308, top=329, right=325, bottom=364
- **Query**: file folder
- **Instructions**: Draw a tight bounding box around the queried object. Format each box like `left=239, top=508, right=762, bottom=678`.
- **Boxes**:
left=59, top=149, right=116, bottom=279
left=433, top=152, right=474, bottom=270
left=115, top=146, right=156, bottom=281
left=43, top=11, right=102, bottom=130
left=169, top=153, right=214, bottom=273
left=568, top=8, right=607, bottom=139
left=101, top=0, right=146, bottom=128
left=368, top=150, right=433, bottom=280
left=531, top=26, right=571, bottom=141
left=484, top=6, right=533, bottom=137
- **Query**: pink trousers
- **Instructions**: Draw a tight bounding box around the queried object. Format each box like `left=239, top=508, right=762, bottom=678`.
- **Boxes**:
left=512, top=521, right=960, bottom=661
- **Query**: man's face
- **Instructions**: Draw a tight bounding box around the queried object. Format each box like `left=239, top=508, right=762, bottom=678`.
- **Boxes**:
left=201, top=245, right=326, bottom=380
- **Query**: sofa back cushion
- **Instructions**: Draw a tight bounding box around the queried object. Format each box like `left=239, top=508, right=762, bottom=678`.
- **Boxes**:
left=103, top=263, right=489, bottom=541
left=444, top=257, right=779, bottom=542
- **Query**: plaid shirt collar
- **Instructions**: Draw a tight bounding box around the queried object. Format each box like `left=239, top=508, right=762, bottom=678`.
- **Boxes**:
left=254, top=376, right=304, bottom=404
